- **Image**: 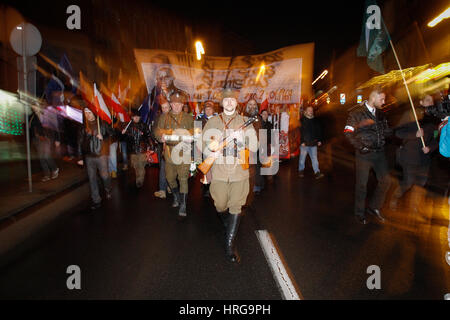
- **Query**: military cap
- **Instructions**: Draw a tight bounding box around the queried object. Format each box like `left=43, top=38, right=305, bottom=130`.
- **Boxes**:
left=131, top=108, right=140, bottom=116
left=221, top=87, right=239, bottom=100
left=169, top=90, right=187, bottom=104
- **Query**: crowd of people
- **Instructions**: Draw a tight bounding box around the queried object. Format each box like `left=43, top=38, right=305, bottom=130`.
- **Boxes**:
left=28, top=85, right=450, bottom=265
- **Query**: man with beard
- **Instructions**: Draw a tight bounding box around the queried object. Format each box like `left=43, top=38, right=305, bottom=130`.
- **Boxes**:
left=202, top=88, right=258, bottom=263
left=245, top=99, right=263, bottom=197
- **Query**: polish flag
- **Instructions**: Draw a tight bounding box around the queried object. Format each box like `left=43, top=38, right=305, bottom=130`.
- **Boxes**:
left=100, top=83, right=130, bottom=122
left=260, top=91, right=269, bottom=112
left=93, top=83, right=112, bottom=124
left=111, top=93, right=130, bottom=122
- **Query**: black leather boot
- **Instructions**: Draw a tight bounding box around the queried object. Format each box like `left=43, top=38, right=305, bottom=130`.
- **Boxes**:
left=178, top=193, right=187, bottom=217
left=217, top=210, right=228, bottom=230
left=225, top=213, right=241, bottom=263
left=172, top=187, right=180, bottom=207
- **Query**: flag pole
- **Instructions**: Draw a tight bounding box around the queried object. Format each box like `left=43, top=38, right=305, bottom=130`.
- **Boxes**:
left=388, top=39, right=425, bottom=148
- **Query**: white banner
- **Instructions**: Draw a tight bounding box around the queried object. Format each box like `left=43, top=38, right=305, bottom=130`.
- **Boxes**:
left=135, top=43, right=314, bottom=105
left=141, top=59, right=302, bottom=104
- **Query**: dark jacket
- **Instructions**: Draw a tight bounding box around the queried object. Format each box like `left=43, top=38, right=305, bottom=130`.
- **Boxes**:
left=395, top=110, right=438, bottom=166
left=260, top=119, right=273, bottom=153
left=30, top=110, right=61, bottom=143
left=300, top=116, right=322, bottom=146
left=124, top=121, right=151, bottom=154
left=78, top=119, right=113, bottom=157
left=344, top=103, right=392, bottom=154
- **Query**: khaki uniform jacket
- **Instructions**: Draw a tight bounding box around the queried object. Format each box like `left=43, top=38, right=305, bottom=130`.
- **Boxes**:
left=203, top=112, right=258, bottom=182
left=154, top=111, right=194, bottom=164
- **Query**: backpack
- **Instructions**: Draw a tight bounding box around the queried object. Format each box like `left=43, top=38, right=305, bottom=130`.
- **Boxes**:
left=439, top=119, right=449, bottom=158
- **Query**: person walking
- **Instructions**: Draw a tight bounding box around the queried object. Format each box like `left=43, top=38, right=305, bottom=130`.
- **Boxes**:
left=196, top=100, right=216, bottom=197
left=78, top=108, right=114, bottom=210
left=122, top=109, right=152, bottom=189
left=390, top=94, right=438, bottom=214
left=153, top=97, right=171, bottom=198
left=202, top=88, right=258, bottom=263
left=154, top=90, right=194, bottom=217
left=344, top=88, right=392, bottom=225
left=298, top=106, right=324, bottom=179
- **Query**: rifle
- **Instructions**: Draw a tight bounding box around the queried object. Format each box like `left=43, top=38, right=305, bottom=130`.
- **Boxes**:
left=197, top=116, right=258, bottom=175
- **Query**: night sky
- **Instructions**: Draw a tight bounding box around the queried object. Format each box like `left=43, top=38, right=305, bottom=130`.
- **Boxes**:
left=156, top=0, right=367, bottom=77
left=4, top=0, right=446, bottom=80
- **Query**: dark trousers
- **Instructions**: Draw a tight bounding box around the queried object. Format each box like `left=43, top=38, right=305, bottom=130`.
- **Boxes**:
left=157, top=147, right=168, bottom=191
left=254, top=162, right=264, bottom=191
left=399, top=164, right=429, bottom=194
left=392, top=163, right=429, bottom=201
left=354, top=151, right=391, bottom=217
left=85, top=155, right=111, bottom=204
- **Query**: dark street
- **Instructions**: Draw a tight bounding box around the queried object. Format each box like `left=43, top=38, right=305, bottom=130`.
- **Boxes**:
left=0, top=138, right=448, bottom=299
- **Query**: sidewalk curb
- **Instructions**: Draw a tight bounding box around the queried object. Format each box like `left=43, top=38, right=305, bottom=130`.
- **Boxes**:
left=0, top=182, right=90, bottom=269
left=0, top=177, right=89, bottom=223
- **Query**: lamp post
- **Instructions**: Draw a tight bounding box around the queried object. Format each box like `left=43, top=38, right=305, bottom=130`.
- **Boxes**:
left=195, top=40, right=205, bottom=61
left=10, top=22, right=42, bottom=192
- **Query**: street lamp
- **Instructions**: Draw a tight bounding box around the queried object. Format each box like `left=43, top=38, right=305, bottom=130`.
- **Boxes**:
left=312, top=69, right=328, bottom=85
left=427, top=6, right=450, bottom=27
left=256, top=63, right=265, bottom=83
left=195, top=41, right=205, bottom=60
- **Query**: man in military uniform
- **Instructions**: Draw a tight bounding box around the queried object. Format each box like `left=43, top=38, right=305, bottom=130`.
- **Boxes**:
left=154, top=90, right=194, bottom=217
left=202, top=88, right=258, bottom=263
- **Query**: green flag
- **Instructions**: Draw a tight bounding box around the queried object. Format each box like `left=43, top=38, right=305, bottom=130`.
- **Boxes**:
left=357, top=0, right=391, bottom=74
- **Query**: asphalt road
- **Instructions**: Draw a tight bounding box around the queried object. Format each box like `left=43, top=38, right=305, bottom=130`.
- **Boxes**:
left=0, top=139, right=449, bottom=300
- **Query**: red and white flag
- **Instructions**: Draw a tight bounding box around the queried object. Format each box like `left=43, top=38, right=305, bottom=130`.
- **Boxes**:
left=93, top=83, right=112, bottom=124
left=260, top=91, right=269, bottom=112
left=111, top=93, right=130, bottom=122
left=100, top=83, right=130, bottom=122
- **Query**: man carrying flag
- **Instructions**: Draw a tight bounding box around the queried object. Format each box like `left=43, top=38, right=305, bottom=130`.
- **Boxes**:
left=78, top=107, right=114, bottom=210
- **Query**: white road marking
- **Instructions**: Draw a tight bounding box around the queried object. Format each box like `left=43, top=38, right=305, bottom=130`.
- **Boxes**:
left=255, top=230, right=302, bottom=300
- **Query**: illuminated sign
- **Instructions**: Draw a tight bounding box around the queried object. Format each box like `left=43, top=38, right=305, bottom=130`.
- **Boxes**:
left=340, top=93, right=346, bottom=104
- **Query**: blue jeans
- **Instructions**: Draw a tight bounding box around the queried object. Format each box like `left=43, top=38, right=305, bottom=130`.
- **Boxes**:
left=86, top=155, right=112, bottom=204
left=119, top=141, right=128, bottom=165
left=298, top=146, right=319, bottom=173
left=109, top=142, right=118, bottom=173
